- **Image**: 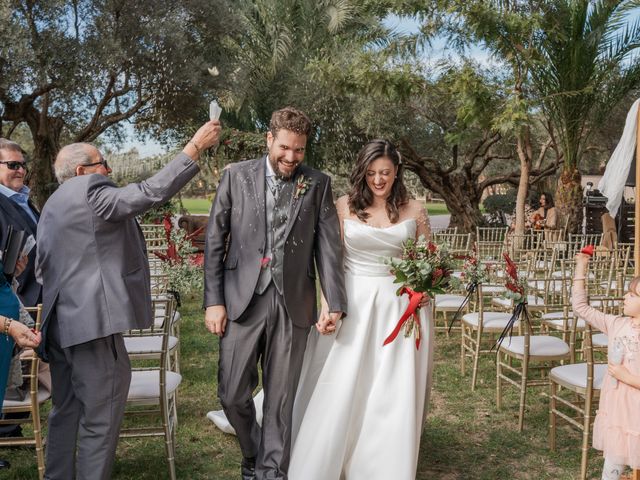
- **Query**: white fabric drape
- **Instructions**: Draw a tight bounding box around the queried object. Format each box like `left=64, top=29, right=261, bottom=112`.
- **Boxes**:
left=599, top=98, right=640, bottom=218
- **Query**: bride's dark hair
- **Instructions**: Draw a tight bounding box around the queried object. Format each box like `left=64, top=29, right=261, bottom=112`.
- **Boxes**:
left=348, top=139, right=409, bottom=223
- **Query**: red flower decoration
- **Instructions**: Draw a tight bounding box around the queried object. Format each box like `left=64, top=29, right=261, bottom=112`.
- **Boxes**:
left=581, top=245, right=595, bottom=257
left=260, top=257, right=271, bottom=268
left=503, top=253, right=518, bottom=281
left=428, top=242, right=438, bottom=253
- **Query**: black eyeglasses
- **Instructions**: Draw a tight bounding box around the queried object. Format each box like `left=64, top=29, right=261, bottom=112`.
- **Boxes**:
left=0, top=161, right=28, bottom=171
left=82, top=159, right=109, bottom=170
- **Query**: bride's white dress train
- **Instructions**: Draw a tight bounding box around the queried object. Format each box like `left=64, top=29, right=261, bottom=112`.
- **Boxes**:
left=208, top=218, right=434, bottom=479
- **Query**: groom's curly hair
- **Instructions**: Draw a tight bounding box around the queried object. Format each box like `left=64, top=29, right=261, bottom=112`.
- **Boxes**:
left=348, top=139, right=409, bottom=224
left=269, top=107, right=312, bottom=137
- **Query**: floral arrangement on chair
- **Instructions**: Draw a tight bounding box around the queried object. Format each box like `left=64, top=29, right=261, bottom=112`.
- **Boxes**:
left=447, top=243, right=491, bottom=332
left=493, top=253, right=531, bottom=350
left=385, top=236, right=459, bottom=349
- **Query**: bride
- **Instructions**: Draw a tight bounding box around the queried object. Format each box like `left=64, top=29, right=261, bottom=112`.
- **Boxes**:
left=209, top=139, right=434, bottom=479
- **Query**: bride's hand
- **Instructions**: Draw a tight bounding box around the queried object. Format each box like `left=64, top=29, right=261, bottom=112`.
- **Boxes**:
left=419, top=295, right=430, bottom=308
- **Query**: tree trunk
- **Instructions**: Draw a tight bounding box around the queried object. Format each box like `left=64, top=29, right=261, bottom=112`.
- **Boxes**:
left=26, top=115, right=63, bottom=209
left=514, top=129, right=532, bottom=235
left=555, top=167, right=582, bottom=234
left=413, top=170, right=484, bottom=234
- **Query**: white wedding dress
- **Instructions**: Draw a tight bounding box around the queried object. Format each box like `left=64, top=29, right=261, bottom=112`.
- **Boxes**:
left=289, top=218, right=434, bottom=480
left=208, top=217, right=434, bottom=479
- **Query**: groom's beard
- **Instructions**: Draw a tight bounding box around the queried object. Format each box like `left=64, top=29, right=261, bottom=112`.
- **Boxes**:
left=269, top=156, right=300, bottom=181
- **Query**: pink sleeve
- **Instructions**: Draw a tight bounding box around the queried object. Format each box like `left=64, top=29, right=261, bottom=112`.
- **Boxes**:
left=571, top=288, right=615, bottom=334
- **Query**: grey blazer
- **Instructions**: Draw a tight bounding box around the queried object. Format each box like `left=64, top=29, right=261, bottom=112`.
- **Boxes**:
left=36, top=153, right=199, bottom=349
left=204, top=156, right=347, bottom=328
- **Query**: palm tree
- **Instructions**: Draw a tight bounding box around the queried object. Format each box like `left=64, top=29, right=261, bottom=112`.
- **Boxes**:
left=441, top=0, right=640, bottom=232
left=525, top=0, right=640, bottom=231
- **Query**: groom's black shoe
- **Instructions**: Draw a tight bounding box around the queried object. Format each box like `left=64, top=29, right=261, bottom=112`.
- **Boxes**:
left=241, top=456, right=256, bottom=480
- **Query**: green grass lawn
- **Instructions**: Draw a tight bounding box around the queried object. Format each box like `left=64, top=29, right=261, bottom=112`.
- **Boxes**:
left=181, top=197, right=450, bottom=216
left=4, top=296, right=612, bottom=479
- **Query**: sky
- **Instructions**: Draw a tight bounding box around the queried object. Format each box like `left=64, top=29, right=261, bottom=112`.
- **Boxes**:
left=115, top=11, right=640, bottom=158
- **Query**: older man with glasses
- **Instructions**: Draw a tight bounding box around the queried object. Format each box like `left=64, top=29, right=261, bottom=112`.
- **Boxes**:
left=36, top=120, right=221, bottom=480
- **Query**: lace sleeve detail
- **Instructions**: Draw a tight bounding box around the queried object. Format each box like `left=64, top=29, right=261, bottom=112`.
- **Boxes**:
left=415, top=203, right=431, bottom=241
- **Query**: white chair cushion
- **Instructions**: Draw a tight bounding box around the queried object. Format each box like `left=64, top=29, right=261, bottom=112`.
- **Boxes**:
left=550, top=362, right=606, bottom=390
left=592, top=333, right=608, bottom=347
left=125, top=335, right=178, bottom=354
left=602, top=280, right=630, bottom=292
left=544, top=318, right=586, bottom=330
left=541, top=311, right=565, bottom=320
left=482, top=285, right=506, bottom=294
left=127, top=370, right=182, bottom=401
left=435, top=294, right=467, bottom=309
left=153, top=310, right=180, bottom=328
left=499, top=335, right=570, bottom=357
left=462, top=311, right=515, bottom=329
left=527, top=280, right=564, bottom=293
left=3, top=386, right=51, bottom=407
left=492, top=295, right=545, bottom=308
left=553, top=271, right=594, bottom=279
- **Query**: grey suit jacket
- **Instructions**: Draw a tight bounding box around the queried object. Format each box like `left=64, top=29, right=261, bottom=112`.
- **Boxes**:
left=36, top=152, right=199, bottom=349
left=204, top=156, right=347, bottom=328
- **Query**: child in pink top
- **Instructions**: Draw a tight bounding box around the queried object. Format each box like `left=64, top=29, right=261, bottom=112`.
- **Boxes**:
left=572, top=253, right=640, bottom=480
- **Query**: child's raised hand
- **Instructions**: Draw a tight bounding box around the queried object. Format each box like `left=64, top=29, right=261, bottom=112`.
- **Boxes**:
left=574, top=253, right=590, bottom=279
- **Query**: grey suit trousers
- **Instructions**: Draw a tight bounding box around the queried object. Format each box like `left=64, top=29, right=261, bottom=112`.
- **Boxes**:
left=218, top=284, right=309, bottom=480
left=44, top=317, right=131, bottom=480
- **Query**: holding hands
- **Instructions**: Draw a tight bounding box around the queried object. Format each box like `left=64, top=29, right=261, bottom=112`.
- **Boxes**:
left=316, top=303, right=342, bottom=335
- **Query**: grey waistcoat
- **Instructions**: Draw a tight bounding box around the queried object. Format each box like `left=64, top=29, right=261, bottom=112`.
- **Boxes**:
left=255, top=176, right=293, bottom=294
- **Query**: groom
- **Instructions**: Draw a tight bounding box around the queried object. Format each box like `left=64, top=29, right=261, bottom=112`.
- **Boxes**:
left=204, top=106, right=347, bottom=480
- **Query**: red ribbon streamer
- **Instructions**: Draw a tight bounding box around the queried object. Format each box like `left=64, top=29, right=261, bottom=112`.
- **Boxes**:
left=383, top=286, right=424, bottom=350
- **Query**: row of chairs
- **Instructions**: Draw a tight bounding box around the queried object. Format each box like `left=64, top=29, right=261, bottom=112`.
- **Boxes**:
left=431, top=224, right=632, bottom=480
left=1, top=254, right=183, bottom=478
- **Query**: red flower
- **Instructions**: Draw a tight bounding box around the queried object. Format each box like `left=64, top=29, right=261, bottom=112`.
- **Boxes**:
left=432, top=267, right=444, bottom=283
left=260, top=257, right=271, bottom=268
left=581, top=245, right=595, bottom=257
left=428, top=242, right=437, bottom=253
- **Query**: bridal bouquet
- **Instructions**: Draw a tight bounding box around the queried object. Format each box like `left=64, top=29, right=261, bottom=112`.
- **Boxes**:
left=384, top=236, right=458, bottom=349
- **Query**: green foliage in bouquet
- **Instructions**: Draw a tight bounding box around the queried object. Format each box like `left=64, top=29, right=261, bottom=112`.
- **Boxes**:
left=386, top=235, right=460, bottom=297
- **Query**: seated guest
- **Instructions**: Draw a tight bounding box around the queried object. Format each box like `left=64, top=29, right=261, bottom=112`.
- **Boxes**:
left=0, top=255, right=42, bottom=470
left=527, top=191, right=557, bottom=230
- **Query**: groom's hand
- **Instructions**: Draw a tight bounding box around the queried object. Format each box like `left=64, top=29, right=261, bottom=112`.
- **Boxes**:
left=205, top=305, right=227, bottom=336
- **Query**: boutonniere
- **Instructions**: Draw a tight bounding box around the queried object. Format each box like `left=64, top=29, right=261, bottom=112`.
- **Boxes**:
left=294, top=175, right=312, bottom=199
